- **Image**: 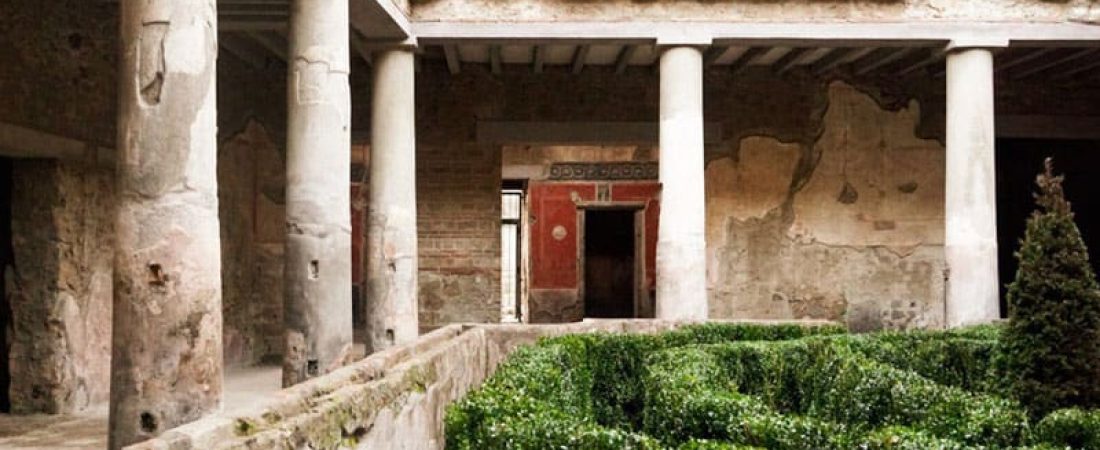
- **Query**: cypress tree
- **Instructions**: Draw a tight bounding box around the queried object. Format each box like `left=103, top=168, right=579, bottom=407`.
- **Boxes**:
left=999, top=158, right=1100, bottom=417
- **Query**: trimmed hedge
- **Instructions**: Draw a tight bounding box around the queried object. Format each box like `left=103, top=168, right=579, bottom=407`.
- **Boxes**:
left=444, top=323, right=1100, bottom=449
left=1034, top=408, right=1100, bottom=449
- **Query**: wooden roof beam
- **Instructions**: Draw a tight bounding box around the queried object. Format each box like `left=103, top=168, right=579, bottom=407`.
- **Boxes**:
left=773, top=47, right=808, bottom=75
left=810, top=48, right=852, bottom=75
left=1052, top=52, right=1100, bottom=80
left=729, top=47, right=766, bottom=73
left=995, top=47, right=1056, bottom=73
left=1010, top=48, right=1100, bottom=80
left=852, top=47, right=914, bottom=75
left=349, top=31, right=373, bottom=66
left=572, top=45, right=591, bottom=75
left=243, top=31, right=287, bottom=62
left=615, top=45, right=638, bottom=74
left=443, top=45, right=461, bottom=75
left=703, top=46, right=729, bottom=66
left=894, top=48, right=944, bottom=76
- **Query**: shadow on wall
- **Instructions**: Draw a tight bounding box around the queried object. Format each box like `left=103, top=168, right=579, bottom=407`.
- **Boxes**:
left=0, top=158, right=12, bottom=412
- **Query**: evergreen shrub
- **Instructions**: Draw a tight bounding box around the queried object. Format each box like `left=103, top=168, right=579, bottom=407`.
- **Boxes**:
left=999, top=158, right=1100, bottom=417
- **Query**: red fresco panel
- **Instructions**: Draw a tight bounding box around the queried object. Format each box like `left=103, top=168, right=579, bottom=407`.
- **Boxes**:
left=529, top=182, right=596, bottom=289
left=351, top=185, right=364, bottom=285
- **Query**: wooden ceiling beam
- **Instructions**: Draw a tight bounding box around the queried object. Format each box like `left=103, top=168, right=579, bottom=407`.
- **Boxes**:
left=615, top=45, right=638, bottom=74
left=809, top=47, right=851, bottom=75
left=773, top=47, right=808, bottom=75
left=703, top=46, right=729, bottom=66
left=572, top=45, right=591, bottom=75
left=729, top=47, right=766, bottom=73
left=894, top=48, right=944, bottom=76
left=443, top=45, right=461, bottom=75
left=852, top=47, right=913, bottom=75
left=243, top=31, right=287, bottom=62
left=1010, top=48, right=1100, bottom=80
left=995, top=47, right=1056, bottom=73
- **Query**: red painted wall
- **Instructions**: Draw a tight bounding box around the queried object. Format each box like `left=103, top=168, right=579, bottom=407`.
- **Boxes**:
left=351, top=185, right=364, bottom=285
left=529, top=183, right=595, bottom=289
left=528, top=181, right=660, bottom=291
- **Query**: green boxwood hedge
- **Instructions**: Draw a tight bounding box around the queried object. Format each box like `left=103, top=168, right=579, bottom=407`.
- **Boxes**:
left=444, top=322, right=1100, bottom=449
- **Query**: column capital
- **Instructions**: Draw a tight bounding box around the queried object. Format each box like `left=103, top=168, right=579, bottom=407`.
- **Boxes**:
left=367, top=37, right=419, bottom=52
left=655, top=30, right=712, bottom=47
left=946, top=37, right=1009, bottom=52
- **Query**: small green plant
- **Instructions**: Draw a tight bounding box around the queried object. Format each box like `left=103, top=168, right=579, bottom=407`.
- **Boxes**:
left=999, top=158, right=1100, bottom=417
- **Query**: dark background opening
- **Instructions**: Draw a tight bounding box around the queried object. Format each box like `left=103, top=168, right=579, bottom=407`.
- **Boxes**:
left=0, top=158, right=12, bottom=412
left=996, top=139, right=1100, bottom=317
left=584, top=209, right=635, bottom=318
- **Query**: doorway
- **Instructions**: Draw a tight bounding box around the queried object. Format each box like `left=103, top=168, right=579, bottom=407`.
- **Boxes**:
left=583, top=209, right=636, bottom=318
left=996, top=139, right=1100, bottom=316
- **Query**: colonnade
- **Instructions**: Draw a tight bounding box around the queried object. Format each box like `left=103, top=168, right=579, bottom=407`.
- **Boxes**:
left=109, top=3, right=1001, bottom=445
left=110, top=1, right=419, bottom=448
left=655, top=42, right=1000, bottom=326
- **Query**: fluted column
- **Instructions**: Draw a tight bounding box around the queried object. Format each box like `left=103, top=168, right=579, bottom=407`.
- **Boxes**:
left=656, top=45, right=708, bottom=320
left=282, top=0, right=353, bottom=386
left=945, top=44, right=1000, bottom=327
left=365, top=47, right=419, bottom=353
left=110, top=1, right=222, bottom=447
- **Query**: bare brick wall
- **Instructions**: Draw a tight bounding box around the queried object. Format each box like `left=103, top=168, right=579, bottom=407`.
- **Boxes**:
left=417, top=143, right=503, bottom=328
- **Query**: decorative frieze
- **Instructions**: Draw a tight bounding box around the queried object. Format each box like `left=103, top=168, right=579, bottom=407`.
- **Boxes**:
left=548, top=162, right=658, bottom=181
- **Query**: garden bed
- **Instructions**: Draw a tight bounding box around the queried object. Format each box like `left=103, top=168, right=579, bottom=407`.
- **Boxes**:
left=446, top=323, right=1100, bottom=449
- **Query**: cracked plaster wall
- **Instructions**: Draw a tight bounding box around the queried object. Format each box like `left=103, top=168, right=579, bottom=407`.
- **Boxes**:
left=707, top=82, right=946, bottom=330
left=7, top=160, right=114, bottom=413
left=218, top=121, right=288, bottom=366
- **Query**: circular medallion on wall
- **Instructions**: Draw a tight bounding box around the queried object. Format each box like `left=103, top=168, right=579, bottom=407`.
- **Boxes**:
left=552, top=225, right=568, bottom=241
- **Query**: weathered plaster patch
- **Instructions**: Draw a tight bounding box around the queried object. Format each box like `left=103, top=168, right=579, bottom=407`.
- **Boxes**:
left=791, top=81, right=944, bottom=249
left=8, top=160, right=114, bottom=413
left=162, top=16, right=213, bottom=76
left=706, top=136, right=800, bottom=223
left=707, top=81, right=946, bottom=330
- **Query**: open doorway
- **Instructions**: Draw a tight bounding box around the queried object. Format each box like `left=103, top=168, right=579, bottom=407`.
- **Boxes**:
left=500, top=180, right=527, bottom=322
left=582, top=209, right=637, bottom=318
left=996, top=139, right=1100, bottom=316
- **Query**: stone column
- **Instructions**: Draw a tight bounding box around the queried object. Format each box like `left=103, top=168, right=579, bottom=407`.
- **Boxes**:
left=283, top=0, right=353, bottom=386
left=945, top=45, right=1000, bottom=327
left=111, top=1, right=222, bottom=448
left=365, top=47, right=419, bottom=353
left=656, top=45, right=708, bottom=320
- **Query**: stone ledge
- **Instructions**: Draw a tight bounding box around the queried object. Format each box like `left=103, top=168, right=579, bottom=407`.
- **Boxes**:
left=127, top=319, right=836, bottom=450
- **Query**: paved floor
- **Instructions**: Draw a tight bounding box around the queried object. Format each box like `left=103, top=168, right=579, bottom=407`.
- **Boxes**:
left=0, top=365, right=282, bottom=449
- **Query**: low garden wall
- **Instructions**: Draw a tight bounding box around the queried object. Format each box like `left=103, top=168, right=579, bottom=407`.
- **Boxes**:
left=128, top=319, right=828, bottom=449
